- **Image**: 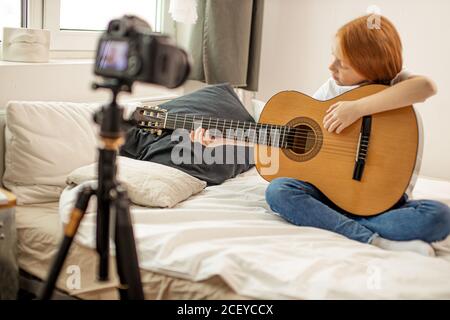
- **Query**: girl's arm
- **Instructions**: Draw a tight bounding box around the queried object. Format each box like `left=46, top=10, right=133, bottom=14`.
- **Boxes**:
left=324, top=75, right=438, bottom=133
left=357, top=75, right=437, bottom=116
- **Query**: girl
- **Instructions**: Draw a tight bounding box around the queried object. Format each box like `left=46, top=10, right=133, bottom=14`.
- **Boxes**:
left=191, top=15, right=450, bottom=256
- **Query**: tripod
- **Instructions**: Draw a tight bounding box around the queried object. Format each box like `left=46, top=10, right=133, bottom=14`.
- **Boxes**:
left=40, top=79, right=144, bottom=300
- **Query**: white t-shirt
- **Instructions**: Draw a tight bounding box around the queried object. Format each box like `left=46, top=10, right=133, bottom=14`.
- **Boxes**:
left=312, top=69, right=412, bottom=101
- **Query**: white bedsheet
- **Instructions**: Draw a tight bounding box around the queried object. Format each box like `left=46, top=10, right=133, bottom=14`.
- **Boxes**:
left=59, top=168, right=450, bottom=299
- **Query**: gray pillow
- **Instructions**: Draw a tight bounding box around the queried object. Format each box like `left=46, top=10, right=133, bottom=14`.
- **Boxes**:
left=121, top=83, right=255, bottom=185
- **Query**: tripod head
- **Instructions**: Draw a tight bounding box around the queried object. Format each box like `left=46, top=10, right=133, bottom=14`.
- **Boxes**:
left=92, top=79, right=133, bottom=140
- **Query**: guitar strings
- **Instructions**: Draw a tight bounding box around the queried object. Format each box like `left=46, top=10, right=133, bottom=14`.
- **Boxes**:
left=210, top=128, right=368, bottom=150
left=163, top=114, right=364, bottom=142
left=139, top=112, right=370, bottom=153
left=214, top=129, right=368, bottom=151
left=160, top=125, right=367, bottom=155
left=148, top=121, right=368, bottom=155
left=164, top=124, right=367, bottom=157
left=141, top=121, right=366, bottom=157
left=234, top=137, right=365, bottom=157
left=161, top=116, right=368, bottom=151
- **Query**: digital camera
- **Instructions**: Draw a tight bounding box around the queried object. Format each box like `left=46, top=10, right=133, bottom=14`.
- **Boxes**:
left=94, top=15, right=190, bottom=88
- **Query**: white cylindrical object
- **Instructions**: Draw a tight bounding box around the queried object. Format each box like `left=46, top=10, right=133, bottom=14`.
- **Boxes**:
left=2, top=27, right=50, bottom=63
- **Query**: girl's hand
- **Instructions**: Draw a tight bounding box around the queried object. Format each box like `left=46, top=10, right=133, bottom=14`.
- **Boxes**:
left=323, top=100, right=363, bottom=134
left=189, top=127, right=225, bottom=147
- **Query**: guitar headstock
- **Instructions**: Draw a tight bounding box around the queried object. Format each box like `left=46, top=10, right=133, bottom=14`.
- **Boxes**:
left=134, top=105, right=168, bottom=135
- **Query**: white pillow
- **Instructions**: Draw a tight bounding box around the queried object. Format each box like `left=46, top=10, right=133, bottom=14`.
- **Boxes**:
left=252, top=98, right=266, bottom=122
left=3, top=100, right=140, bottom=204
left=66, top=156, right=207, bottom=208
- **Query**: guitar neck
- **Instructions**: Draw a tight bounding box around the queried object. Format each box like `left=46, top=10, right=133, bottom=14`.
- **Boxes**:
left=164, top=113, right=293, bottom=148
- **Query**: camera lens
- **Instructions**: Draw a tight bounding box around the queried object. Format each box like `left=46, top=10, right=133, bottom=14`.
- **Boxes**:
left=108, top=19, right=127, bottom=36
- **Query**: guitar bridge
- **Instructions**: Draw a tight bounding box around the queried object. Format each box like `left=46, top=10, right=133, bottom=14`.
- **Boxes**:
left=353, top=116, right=372, bottom=181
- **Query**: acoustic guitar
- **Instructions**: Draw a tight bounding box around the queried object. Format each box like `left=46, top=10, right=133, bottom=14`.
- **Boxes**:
left=133, top=84, right=423, bottom=216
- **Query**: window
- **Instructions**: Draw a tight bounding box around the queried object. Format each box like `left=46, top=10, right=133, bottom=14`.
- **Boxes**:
left=42, top=0, right=162, bottom=51
left=60, top=0, right=159, bottom=32
left=1, top=1, right=164, bottom=52
left=0, top=0, right=23, bottom=42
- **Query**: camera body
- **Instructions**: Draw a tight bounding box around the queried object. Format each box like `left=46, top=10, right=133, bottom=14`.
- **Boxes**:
left=94, top=16, right=190, bottom=88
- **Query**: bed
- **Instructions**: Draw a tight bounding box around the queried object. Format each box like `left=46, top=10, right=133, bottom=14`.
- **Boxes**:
left=13, top=169, right=450, bottom=299
left=15, top=203, right=242, bottom=300
left=2, top=97, right=450, bottom=300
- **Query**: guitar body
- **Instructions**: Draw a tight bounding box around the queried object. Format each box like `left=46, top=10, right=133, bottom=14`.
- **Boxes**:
left=255, top=85, right=422, bottom=216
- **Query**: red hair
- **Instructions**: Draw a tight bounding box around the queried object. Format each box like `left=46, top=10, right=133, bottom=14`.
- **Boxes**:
left=337, top=15, right=403, bottom=84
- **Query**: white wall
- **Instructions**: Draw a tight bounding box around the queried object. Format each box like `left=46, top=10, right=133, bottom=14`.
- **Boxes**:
left=0, top=60, right=182, bottom=107
left=0, top=60, right=253, bottom=112
left=257, top=0, right=450, bottom=180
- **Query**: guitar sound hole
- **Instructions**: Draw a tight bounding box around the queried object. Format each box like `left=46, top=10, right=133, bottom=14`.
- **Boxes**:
left=290, top=124, right=316, bottom=155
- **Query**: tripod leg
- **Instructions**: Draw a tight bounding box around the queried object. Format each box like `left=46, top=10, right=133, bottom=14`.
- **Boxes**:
left=96, top=148, right=116, bottom=281
left=112, top=185, right=144, bottom=300
left=40, top=186, right=95, bottom=300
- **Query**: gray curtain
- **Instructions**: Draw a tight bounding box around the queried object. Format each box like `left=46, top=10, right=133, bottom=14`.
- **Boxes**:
left=186, top=0, right=264, bottom=91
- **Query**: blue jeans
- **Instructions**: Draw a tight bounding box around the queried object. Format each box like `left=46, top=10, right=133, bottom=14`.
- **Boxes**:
left=265, top=178, right=450, bottom=243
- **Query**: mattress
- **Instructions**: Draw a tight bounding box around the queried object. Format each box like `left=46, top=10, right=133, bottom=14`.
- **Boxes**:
left=17, top=168, right=450, bottom=299
left=16, top=203, right=244, bottom=299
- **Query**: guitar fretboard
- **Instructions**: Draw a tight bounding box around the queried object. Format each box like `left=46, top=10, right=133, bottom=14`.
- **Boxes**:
left=164, top=113, right=297, bottom=148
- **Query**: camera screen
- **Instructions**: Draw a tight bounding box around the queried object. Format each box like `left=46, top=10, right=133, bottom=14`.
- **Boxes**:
left=97, top=40, right=129, bottom=72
